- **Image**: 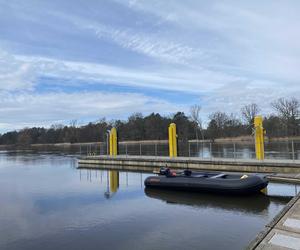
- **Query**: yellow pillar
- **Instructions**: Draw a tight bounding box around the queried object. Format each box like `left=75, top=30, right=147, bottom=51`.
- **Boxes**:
left=109, top=127, right=118, bottom=156
left=168, top=125, right=174, bottom=157
left=172, top=123, right=178, bottom=157
left=168, top=123, right=178, bottom=157
left=254, top=116, right=264, bottom=160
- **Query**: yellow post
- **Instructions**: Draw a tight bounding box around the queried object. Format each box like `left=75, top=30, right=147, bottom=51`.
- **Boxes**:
left=109, top=127, right=118, bottom=156
left=168, top=123, right=178, bottom=157
left=172, top=123, right=178, bottom=157
left=168, top=125, right=174, bottom=157
left=254, top=116, right=264, bottom=160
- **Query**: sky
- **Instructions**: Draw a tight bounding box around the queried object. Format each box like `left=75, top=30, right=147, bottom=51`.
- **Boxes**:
left=0, top=0, right=299, bottom=133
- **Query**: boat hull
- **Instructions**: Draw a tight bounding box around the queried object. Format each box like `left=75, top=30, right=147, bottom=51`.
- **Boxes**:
left=144, top=174, right=268, bottom=195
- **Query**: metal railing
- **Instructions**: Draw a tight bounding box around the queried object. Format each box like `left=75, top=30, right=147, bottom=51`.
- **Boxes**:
left=77, top=140, right=299, bottom=161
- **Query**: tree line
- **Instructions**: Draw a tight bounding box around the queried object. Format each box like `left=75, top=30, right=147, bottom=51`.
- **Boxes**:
left=0, top=97, right=299, bottom=145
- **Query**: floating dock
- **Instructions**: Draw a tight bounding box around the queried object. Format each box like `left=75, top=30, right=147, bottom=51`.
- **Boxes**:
left=78, top=155, right=300, bottom=174
left=248, top=191, right=300, bottom=249
left=78, top=155, right=300, bottom=183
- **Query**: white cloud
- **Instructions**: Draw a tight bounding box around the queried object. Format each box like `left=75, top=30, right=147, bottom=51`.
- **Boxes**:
left=49, top=11, right=199, bottom=64
left=0, top=91, right=181, bottom=133
left=200, top=81, right=300, bottom=121
left=0, top=50, right=36, bottom=91
left=16, top=54, right=238, bottom=93
left=117, top=0, right=300, bottom=82
left=91, top=25, right=196, bottom=64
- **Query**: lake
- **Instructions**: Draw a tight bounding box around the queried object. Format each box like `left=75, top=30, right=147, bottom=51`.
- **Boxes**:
left=0, top=151, right=298, bottom=250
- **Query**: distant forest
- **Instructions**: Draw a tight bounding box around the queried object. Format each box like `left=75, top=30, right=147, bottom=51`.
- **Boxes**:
left=0, top=97, right=299, bottom=145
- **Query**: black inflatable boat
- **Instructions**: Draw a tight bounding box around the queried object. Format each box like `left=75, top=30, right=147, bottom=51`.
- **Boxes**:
left=144, top=169, right=268, bottom=195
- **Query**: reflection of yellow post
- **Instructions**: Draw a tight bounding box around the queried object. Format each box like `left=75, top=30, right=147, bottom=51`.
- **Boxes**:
left=109, top=127, right=118, bottom=156
left=109, top=171, right=119, bottom=193
left=254, top=116, right=264, bottom=160
left=168, top=123, right=178, bottom=157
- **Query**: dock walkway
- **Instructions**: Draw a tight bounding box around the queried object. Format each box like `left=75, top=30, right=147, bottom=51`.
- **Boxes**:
left=78, top=155, right=300, bottom=183
left=249, top=192, right=300, bottom=249
left=78, top=155, right=300, bottom=174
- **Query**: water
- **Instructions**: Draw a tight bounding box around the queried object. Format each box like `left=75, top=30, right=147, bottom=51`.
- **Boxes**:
left=9, top=140, right=300, bottom=160
left=0, top=152, right=298, bottom=250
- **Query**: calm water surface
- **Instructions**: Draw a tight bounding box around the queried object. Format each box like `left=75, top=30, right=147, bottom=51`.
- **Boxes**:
left=0, top=152, right=298, bottom=250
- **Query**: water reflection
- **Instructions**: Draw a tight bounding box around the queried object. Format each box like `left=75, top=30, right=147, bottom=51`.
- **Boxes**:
left=105, top=171, right=120, bottom=199
left=145, top=188, right=289, bottom=214
left=79, top=168, right=145, bottom=191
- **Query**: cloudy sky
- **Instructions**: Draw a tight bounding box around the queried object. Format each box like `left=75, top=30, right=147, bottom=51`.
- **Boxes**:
left=0, top=0, right=299, bottom=133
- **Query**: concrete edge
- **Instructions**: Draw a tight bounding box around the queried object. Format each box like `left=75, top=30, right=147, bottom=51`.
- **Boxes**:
left=267, top=176, right=300, bottom=184
left=246, top=192, right=300, bottom=249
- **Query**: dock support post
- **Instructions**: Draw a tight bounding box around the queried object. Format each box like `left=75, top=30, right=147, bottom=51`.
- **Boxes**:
left=168, top=123, right=178, bottom=157
left=109, top=127, right=118, bottom=156
left=254, top=116, right=265, bottom=160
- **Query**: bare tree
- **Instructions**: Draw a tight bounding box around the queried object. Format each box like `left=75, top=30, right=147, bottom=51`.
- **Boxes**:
left=271, top=97, right=300, bottom=136
left=69, top=120, right=78, bottom=127
left=50, top=124, right=64, bottom=130
left=271, top=98, right=300, bottom=120
left=208, top=112, right=229, bottom=129
left=241, top=103, right=260, bottom=126
left=190, top=105, right=204, bottom=140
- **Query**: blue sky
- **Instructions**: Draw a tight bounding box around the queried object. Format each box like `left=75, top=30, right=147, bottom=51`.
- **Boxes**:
left=0, top=0, right=299, bottom=133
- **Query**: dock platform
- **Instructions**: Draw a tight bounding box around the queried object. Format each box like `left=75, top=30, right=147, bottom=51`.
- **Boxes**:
left=248, top=192, right=300, bottom=249
left=78, top=155, right=300, bottom=174
left=78, top=155, right=300, bottom=183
